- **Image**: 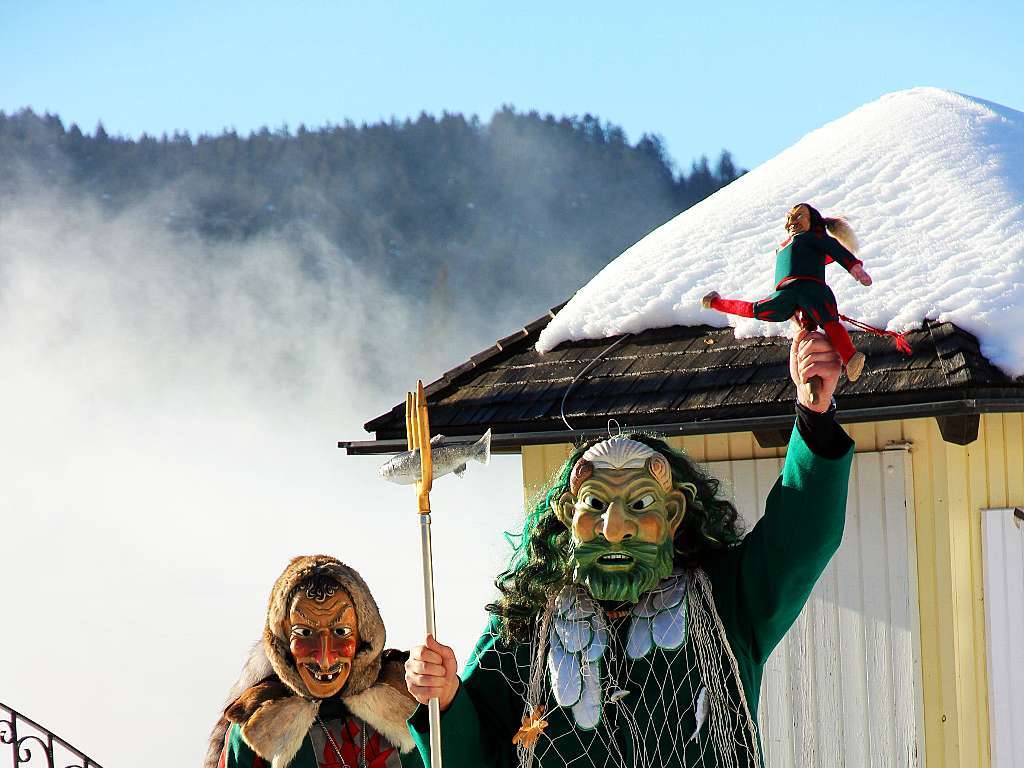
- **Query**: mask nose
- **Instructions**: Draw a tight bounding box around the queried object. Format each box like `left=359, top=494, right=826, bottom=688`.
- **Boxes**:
left=317, top=632, right=346, bottom=669
left=305, top=632, right=336, bottom=669
left=601, top=501, right=634, bottom=544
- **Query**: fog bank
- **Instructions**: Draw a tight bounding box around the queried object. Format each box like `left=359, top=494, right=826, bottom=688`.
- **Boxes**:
left=0, top=189, right=525, bottom=765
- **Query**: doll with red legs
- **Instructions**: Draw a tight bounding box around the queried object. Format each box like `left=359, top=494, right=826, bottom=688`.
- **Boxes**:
left=701, top=203, right=873, bottom=402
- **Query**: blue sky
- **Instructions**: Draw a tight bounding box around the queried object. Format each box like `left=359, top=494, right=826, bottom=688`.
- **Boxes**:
left=1, top=0, right=1020, bottom=170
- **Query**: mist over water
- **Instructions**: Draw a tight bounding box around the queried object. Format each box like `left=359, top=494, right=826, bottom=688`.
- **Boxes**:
left=0, top=188, right=526, bottom=765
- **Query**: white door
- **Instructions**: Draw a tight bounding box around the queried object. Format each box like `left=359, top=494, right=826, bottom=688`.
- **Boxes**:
left=706, top=449, right=925, bottom=768
left=981, top=507, right=1024, bottom=768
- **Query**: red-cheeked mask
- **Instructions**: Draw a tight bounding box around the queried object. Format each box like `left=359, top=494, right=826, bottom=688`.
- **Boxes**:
left=286, top=587, right=359, bottom=698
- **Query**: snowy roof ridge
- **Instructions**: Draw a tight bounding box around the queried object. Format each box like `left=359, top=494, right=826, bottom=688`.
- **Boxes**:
left=535, top=88, right=1024, bottom=377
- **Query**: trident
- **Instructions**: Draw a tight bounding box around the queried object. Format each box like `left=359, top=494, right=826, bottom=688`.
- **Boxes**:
left=406, top=381, right=443, bottom=767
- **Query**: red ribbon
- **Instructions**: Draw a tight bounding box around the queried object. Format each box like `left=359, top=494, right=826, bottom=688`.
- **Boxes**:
left=840, top=314, right=913, bottom=355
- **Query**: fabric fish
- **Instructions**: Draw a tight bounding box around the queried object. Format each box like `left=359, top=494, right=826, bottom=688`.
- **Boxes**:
left=548, top=586, right=609, bottom=729
left=377, top=428, right=491, bottom=485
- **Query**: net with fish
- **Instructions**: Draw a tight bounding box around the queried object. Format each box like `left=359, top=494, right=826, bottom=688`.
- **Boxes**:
left=474, top=570, right=762, bottom=768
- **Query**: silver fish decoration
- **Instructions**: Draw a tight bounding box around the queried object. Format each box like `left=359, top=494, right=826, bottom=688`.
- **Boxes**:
left=377, top=428, right=491, bottom=484
left=688, top=686, right=708, bottom=744
left=608, top=689, right=631, bottom=703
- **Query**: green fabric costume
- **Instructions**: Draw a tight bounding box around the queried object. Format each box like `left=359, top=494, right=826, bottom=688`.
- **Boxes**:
left=408, top=423, right=853, bottom=767
left=706, top=229, right=869, bottom=365
left=753, top=231, right=862, bottom=327
left=772, top=230, right=861, bottom=288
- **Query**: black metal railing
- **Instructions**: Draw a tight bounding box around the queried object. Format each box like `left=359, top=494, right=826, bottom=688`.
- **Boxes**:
left=0, top=703, right=103, bottom=768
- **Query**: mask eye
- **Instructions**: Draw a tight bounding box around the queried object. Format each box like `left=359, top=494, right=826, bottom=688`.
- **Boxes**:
left=583, top=494, right=606, bottom=512
left=631, top=493, right=656, bottom=511
left=291, top=626, right=312, bottom=638
left=332, top=627, right=352, bottom=637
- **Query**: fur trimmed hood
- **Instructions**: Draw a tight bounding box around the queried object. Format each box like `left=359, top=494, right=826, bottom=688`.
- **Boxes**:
left=203, top=556, right=417, bottom=768
left=264, top=555, right=386, bottom=701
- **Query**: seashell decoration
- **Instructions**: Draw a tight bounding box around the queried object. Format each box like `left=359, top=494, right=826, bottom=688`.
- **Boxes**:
left=582, top=436, right=656, bottom=469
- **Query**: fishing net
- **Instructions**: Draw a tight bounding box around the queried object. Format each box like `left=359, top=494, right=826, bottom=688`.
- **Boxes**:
left=475, top=569, right=761, bottom=768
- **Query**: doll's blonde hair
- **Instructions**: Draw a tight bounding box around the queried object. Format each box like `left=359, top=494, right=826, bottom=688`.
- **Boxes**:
left=823, top=216, right=860, bottom=254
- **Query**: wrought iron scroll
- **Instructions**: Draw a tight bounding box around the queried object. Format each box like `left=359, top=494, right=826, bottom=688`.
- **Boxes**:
left=0, top=703, right=103, bottom=768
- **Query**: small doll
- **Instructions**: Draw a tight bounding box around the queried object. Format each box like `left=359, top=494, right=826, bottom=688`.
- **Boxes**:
left=701, top=203, right=872, bottom=393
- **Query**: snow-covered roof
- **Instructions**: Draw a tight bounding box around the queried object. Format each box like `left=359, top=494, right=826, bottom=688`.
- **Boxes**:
left=536, top=88, right=1024, bottom=377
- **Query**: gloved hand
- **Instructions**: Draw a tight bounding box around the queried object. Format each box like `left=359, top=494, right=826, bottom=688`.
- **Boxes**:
left=850, top=263, right=872, bottom=286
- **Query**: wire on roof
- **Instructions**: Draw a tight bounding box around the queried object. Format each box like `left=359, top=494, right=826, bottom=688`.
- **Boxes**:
left=559, top=334, right=633, bottom=433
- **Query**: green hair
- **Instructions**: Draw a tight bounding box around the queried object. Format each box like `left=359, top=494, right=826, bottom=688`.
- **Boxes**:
left=486, top=432, right=744, bottom=641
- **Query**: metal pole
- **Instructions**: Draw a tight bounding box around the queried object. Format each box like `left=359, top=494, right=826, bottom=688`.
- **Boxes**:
left=410, top=381, right=442, bottom=767
left=420, top=514, right=443, bottom=768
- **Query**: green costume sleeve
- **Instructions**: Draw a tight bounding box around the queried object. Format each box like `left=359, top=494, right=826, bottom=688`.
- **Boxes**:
left=408, top=617, right=522, bottom=767
left=399, top=741, right=428, bottom=767
left=223, top=722, right=264, bottom=768
left=822, top=234, right=861, bottom=272
left=730, top=422, right=854, bottom=664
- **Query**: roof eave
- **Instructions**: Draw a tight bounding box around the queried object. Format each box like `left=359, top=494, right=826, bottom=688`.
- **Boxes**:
left=340, top=396, right=1024, bottom=456
left=361, top=303, right=565, bottom=434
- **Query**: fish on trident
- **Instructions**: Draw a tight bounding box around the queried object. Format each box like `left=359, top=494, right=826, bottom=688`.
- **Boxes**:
left=378, top=428, right=492, bottom=485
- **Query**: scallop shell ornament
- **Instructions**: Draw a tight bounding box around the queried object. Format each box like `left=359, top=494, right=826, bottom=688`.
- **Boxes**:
left=581, top=437, right=656, bottom=469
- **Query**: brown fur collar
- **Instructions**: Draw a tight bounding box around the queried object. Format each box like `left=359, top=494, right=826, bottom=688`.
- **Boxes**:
left=225, top=676, right=293, bottom=722
left=344, top=650, right=418, bottom=753
left=205, top=643, right=417, bottom=768
left=240, top=695, right=320, bottom=768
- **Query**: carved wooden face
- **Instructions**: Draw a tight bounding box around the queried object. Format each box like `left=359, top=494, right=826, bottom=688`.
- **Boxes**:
left=785, top=204, right=812, bottom=235
left=286, top=587, right=359, bottom=698
left=554, top=466, right=688, bottom=603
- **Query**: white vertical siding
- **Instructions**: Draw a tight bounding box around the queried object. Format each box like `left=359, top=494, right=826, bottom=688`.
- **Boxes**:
left=707, top=450, right=925, bottom=767
left=981, top=508, right=1024, bottom=768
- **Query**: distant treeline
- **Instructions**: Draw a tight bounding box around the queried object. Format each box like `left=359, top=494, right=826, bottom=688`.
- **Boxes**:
left=0, top=107, right=743, bottom=326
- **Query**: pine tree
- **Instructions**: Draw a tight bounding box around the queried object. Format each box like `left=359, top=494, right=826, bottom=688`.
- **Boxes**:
left=715, top=150, right=737, bottom=185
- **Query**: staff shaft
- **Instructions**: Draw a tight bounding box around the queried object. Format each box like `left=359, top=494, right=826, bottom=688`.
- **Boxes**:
left=420, top=513, right=443, bottom=767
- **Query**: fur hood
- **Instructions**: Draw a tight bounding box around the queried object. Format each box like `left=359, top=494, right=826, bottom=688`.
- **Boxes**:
left=264, top=555, right=386, bottom=700
left=203, top=556, right=417, bottom=768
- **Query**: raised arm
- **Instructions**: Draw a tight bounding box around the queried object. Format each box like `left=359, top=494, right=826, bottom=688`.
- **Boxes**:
left=822, top=234, right=872, bottom=285
left=730, top=331, right=854, bottom=663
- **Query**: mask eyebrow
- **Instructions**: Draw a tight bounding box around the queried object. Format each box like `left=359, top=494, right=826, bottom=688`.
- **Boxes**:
left=292, top=605, right=321, bottom=627
left=326, top=603, right=356, bottom=626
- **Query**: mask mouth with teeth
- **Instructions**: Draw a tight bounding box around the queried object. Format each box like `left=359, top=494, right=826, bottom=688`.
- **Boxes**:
left=286, top=579, right=360, bottom=699
left=304, top=663, right=344, bottom=682
left=572, top=537, right=674, bottom=604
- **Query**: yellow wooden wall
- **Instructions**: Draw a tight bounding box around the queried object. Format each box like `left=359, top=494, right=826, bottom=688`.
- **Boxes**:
left=519, top=413, right=1024, bottom=768
left=900, top=413, right=1023, bottom=768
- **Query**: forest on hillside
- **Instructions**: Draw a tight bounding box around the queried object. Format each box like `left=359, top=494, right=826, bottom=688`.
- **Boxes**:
left=0, top=107, right=743, bottom=335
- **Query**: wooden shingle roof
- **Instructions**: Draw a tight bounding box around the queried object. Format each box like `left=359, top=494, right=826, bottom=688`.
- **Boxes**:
left=345, top=309, right=1024, bottom=454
